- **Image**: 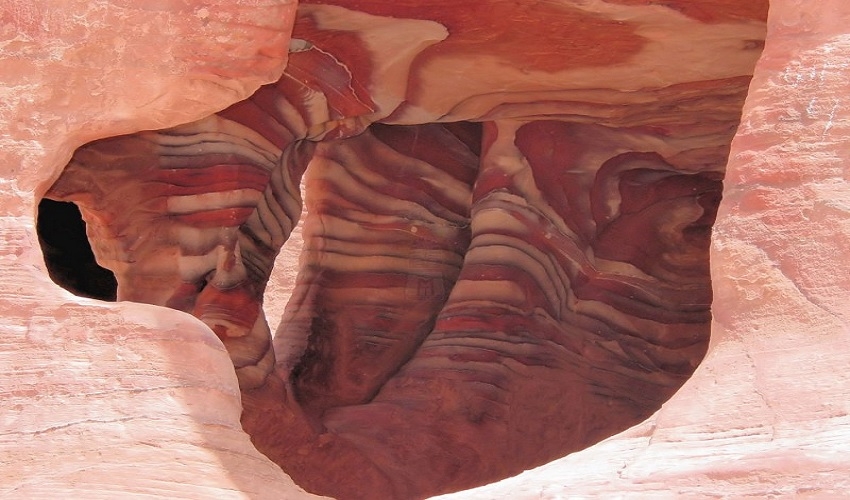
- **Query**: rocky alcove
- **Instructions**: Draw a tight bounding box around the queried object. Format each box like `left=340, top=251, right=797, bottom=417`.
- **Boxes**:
left=33, top=1, right=767, bottom=498
left=8, top=0, right=850, bottom=499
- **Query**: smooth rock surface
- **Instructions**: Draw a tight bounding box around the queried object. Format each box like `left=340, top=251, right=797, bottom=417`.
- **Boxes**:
left=438, top=1, right=850, bottom=497
left=0, top=1, right=323, bottom=498
left=40, top=1, right=768, bottom=497
left=2, top=0, right=850, bottom=499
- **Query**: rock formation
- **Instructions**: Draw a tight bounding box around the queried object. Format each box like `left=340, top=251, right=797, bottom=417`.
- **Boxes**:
left=1, top=1, right=318, bottom=498
left=3, top=0, right=850, bottom=499
left=437, top=1, right=850, bottom=496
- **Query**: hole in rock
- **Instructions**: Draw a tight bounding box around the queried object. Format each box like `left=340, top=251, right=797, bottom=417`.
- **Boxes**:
left=35, top=1, right=769, bottom=497
left=36, top=198, right=117, bottom=301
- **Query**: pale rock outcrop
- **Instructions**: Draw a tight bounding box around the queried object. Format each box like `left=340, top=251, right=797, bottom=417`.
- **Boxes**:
left=438, top=1, right=850, bottom=497
left=0, top=1, right=323, bottom=498
left=2, top=0, right=850, bottom=499
left=40, top=1, right=769, bottom=497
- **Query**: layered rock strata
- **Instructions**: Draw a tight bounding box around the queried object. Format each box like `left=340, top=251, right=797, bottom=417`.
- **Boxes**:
left=440, top=1, right=850, bottom=496
left=9, top=1, right=845, bottom=500
left=40, top=1, right=768, bottom=498
left=0, top=1, right=319, bottom=498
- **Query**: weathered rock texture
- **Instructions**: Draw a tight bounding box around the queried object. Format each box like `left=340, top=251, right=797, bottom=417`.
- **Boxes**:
left=40, top=1, right=767, bottom=497
left=0, top=1, right=323, bottom=498
left=2, top=0, right=850, bottom=499
left=438, top=1, right=850, bottom=497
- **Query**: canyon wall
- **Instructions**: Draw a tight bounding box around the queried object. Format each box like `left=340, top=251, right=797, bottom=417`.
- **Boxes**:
left=0, top=1, right=321, bottom=498
left=440, top=1, right=850, bottom=496
left=2, top=0, right=850, bottom=499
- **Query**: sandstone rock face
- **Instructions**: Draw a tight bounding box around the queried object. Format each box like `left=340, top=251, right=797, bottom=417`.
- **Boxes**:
left=40, top=1, right=767, bottom=498
left=0, top=1, right=322, bottom=498
left=438, top=1, right=850, bottom=497
left=3, top=1, right=849, bottom=500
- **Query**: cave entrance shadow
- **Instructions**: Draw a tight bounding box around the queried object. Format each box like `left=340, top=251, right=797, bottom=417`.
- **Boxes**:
left=37, top=198, right=117, bottom=301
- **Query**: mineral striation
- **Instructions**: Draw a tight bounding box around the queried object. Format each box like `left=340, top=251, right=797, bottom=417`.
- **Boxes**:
left=3, top=0, right=850, bottom=499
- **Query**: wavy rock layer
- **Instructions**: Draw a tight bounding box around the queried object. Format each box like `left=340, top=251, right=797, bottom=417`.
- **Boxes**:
left=40, top=1, right=769, bottom=498
left=0, top=1, right=319, bottom=499
left=439, top=1, right=850, bottom=496
left=10, top=1, right=850, bottom=500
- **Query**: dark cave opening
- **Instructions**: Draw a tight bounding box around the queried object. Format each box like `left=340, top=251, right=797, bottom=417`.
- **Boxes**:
left=37, top=198, right=117, bottom=301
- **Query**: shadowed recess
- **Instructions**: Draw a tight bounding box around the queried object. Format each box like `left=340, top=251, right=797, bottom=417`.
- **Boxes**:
left=35, top=0, right=768, bottom=498
left=37, top=199, right=117, bottom=301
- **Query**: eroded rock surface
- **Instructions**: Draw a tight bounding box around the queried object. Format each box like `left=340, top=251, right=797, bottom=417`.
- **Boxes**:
left=440, top=1, right=850, bottom=497
left=1, top=1, right=320, bottom=499
left=42, top=1, right=767, bottom=498
left=6, top=1, right=850, bottom=500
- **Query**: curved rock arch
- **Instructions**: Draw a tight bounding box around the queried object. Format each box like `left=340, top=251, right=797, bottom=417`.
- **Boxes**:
left=38, top=2, right=768, bottom=498
left=4, top=0, right=848, bottom=494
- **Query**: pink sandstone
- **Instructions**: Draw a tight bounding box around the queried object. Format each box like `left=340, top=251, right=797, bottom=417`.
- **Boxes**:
left=0, top=1, right=322, bottom=498
left=42, top=0, right=763, bottom=495
left=1, top=0, right=849, bottom=499
left=440, top=1, right=850, bottom=497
